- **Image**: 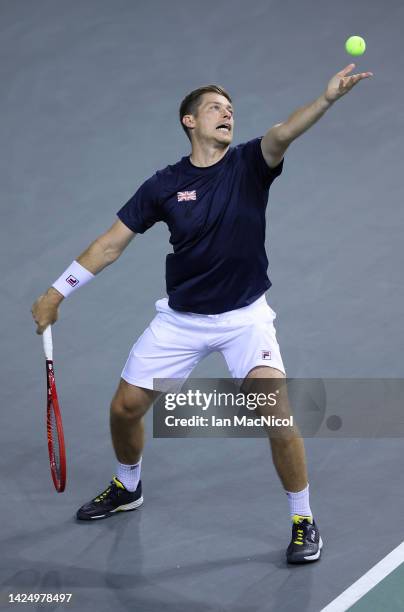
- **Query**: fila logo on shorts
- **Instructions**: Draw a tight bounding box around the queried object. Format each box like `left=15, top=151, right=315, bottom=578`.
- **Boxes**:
left=66, top=275, right=79, bottom=287
left=177, top=190, right=197, bottom=202
left=261, top=350, right=272, bottom=360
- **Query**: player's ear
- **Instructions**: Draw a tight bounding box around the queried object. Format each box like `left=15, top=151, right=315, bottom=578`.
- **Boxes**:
left=182, top=114, right=195, bottom=130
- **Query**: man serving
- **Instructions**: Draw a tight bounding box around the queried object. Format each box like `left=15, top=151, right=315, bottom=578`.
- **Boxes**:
left=31, top=63, right=372, bottom=563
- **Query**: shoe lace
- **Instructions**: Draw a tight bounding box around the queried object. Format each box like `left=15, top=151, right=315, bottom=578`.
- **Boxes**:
left=94, top=482, right=115, bottom=503
left=293, top=526, right=305, bottom=546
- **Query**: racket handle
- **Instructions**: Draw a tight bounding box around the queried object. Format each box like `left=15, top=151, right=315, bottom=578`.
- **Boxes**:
left=43, top=326, right=53, bottom=361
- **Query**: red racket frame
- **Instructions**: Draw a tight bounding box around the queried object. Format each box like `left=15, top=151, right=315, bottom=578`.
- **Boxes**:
left=46, top=359, right=67, bottom=492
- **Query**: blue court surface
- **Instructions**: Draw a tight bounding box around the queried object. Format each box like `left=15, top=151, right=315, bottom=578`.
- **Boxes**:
left=1, top=1, right=404, bottom=610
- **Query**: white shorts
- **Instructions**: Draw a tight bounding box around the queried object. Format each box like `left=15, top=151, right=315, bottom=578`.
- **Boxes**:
left=121, top=293, right=286, bottom=391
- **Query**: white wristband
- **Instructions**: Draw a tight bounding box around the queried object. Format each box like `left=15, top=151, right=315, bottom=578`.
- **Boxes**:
left=52, top=260, right=95, bottom=297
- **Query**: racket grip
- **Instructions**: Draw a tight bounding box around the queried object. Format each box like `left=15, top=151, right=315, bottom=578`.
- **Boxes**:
left=43, top=326, right=53, bottom=361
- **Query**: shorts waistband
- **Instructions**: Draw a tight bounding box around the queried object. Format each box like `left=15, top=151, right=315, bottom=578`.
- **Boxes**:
left=156, top=294, right=268, bottom=320
left=203, top=294, right=267, bottom=318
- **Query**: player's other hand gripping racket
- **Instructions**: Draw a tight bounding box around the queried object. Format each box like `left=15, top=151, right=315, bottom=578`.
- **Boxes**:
left=43, top=326, right=67, bottom=492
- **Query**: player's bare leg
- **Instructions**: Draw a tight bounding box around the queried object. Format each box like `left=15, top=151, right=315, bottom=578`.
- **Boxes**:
left=110, top=378, right=160, bottom=464
left=242, top=366, right=322, bottom=563
left=243, top=365, right=308, bottom=492
left=76, top=379, right=159, bottom=520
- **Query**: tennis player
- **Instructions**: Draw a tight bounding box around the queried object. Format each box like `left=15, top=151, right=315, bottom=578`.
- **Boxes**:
left=31, top=63, right=372, bottom=563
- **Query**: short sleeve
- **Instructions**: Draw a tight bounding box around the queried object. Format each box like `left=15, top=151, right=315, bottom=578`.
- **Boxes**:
left=240, top=137, right=284, bottom=189
left=117, top=173, right=163, bottom=234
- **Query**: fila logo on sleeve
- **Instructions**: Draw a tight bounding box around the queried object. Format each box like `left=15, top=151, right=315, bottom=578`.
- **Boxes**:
left=66, top=275, right=79, bottom=287
left=261, top=350, right=272, bottom=360
left=177, top=190, right=197, bottom=202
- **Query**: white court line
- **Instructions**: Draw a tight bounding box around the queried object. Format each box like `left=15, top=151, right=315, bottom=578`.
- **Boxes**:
left=321, top=541, right=404, bottom=612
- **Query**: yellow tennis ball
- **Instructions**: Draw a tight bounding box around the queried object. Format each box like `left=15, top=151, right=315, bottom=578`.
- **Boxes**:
left=345, top=35, right=366, bottom=56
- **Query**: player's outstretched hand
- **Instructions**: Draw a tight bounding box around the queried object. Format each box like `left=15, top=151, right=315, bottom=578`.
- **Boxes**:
left=324, top=63, right=373, bottom=103
left=31, top=289, right=63, bottom=334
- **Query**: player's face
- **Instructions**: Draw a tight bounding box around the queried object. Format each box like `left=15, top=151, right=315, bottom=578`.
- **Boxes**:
left=192, top=94, right=234, bottom=145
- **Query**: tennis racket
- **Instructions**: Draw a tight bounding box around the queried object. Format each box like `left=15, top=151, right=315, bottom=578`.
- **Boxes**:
left=43, top=326, right=67, bottom=492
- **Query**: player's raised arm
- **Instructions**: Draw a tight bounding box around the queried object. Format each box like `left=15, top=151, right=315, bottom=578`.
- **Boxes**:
left=31, top=219, right=136, bottom=335
left=261, top=63, right=373, bottom=168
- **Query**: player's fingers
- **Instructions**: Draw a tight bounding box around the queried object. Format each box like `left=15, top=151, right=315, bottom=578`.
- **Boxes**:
left=351, top=73, right=373, bottom=84
left=349, top=75, right=364, bottom=88
left=31, top=303, right=42, bottom=320
left=346, top=76, right=357, bottom=88
left=338, top=63, right=355, bottom=76
left=35, top=319, right=50, bottom=334
left=342, top=75, right=357, bottom=89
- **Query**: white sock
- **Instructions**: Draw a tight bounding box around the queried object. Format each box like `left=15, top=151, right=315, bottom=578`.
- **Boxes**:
left=286, top=484, right=312, bottom=520
left=116, top=458, right=142, bottom=492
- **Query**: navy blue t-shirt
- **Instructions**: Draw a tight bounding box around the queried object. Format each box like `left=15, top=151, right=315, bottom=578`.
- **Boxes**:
left=117, top=137, right=284, bottom=314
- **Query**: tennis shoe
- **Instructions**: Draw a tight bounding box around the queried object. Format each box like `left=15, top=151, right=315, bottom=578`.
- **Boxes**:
left=76, top=476, right=143, bottom=520
left=286, top=515, right=323, bottom=563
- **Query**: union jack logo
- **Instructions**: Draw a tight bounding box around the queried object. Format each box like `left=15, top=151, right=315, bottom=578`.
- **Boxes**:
left=177, top=190, right=196, bottom=202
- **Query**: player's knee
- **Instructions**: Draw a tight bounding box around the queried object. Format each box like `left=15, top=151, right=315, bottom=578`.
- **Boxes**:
left=111, top=379, right=156, bottom=420
left=111, top=397, right=145, bottom=420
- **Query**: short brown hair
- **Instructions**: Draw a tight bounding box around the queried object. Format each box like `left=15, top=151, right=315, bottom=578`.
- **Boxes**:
left=179, top=85, right=232, bottom=142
